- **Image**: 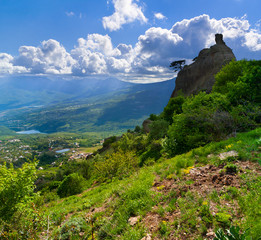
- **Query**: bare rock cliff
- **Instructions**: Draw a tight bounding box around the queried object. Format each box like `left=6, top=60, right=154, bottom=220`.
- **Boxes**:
left=171, top=34, right=236, bottom=98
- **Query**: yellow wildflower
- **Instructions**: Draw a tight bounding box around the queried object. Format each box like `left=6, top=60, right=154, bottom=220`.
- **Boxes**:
left=157, top=185, right=165, bottom=190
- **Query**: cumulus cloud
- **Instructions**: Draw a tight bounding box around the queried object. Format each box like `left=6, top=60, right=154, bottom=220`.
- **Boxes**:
left=154, top=13, right=166, bottom=20
left=0, top=53, right=28, bottom=74
left=1, top=14, right=261, bottom=82
left=13, top=39, right=76, bottom=74
left=102, top=0, right=147, bottom=31
left=244, top=30, right=261, bottom=51
left=131, top=27, right=183, bottom=76
left=170, top=14, right=252, bottom=57
left=71, top=33, right=133, bottom=75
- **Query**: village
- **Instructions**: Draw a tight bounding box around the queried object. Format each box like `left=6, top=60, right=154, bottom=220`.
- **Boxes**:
left=0, top=136, right=104, bottom=168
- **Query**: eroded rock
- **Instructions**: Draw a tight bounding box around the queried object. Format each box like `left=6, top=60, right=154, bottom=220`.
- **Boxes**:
left=171, top=33, right=236, bottom=97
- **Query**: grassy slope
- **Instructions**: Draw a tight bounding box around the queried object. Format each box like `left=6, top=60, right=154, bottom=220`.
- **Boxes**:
left=41, top=128, right=261, bottom=240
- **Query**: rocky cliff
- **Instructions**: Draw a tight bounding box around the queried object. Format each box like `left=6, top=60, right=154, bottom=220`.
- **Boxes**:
left=171, top=34, right=236, bottom=98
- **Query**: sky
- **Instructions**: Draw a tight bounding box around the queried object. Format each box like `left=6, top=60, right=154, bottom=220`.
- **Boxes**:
left=0, top=0, right=261, bottom=82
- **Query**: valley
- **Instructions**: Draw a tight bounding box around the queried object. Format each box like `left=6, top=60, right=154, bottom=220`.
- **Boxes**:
left=0, top=77, right=175, bottom=133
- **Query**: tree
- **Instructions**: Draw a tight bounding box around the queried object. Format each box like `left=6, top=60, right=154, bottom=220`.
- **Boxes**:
left=170, top=60, right=186, bottom=72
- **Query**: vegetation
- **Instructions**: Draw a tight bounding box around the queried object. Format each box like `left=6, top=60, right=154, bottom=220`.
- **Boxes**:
left=0, top=59, right=260, bottom=239
left=57, top=173, right=85, bottom=198
left=170, top=60, right=186, bottom=72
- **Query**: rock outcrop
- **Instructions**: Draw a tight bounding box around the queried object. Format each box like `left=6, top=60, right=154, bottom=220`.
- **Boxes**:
left=171, top=34, right=236, bottom=98
left=142, top=119, right=152, bottom=133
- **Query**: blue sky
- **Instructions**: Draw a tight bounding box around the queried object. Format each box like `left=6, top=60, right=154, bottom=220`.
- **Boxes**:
left=0, top=0, right=260, bottom=82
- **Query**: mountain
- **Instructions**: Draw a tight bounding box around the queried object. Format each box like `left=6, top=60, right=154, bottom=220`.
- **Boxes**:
left=0, top=76, right=175, bottom=133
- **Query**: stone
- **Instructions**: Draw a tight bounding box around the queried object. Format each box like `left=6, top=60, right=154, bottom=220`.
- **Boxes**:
left=171, top=33, right=236, bottom=97
left=142, top=119, right=152, bottom=133
left=128, top=216, right=140, bottom=226
left=206, top=231, right=216, bottom=238
left=141, top=234, right=152, bottom=240
left=218, top=150, right=238, bottom=160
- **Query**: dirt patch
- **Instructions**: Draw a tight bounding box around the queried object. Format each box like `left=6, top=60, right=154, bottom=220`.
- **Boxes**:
left=143, top=161, right=261, bottom=239
left=153, top=161, right=261, bottom=197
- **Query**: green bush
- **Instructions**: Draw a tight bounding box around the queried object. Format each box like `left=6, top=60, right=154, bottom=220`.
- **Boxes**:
left=57, top=173, right=85, bottom=198
left=0, top=161, right=38, bottom=221
left=139, top=140, right=163, bottom=166
left=215, top=212, right=232, bottom=227
left=148, top=119, right=169, bottom=140
left=162, top=95, right=185, bottom=124
left=214, top=60, right=261, bottom=105
left=94, top=150, right=138, bottom=181
left=225, top=164, right=238, bottom=175
left=103, top=136, right=117, bottom=148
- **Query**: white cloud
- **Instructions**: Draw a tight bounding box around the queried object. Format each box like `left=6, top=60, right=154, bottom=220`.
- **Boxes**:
left=102, top=0, right=147, bottom=31
left=71, top=34, right=133, bottom=75
left=77, top=34, right=115, bottom=55
left=154, top=13, right=166, bottom=20
left=131, top=27, right=183, bottom=75
left=244, top=30, right=261, bottom=51
left=1, top=14, right=261, bottom=82
left=170, top=14, right=256, bottom=57
left=14, top=39, right=75, bottom=74
left=66, top=11, right=75, bottom=17
left=0, top=53, right=28, bottom=74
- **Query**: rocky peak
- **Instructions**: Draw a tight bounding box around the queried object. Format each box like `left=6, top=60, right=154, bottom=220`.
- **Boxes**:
left=215, top=33, right=225, bottom=45
left=171, top=34, right=236, bottom=98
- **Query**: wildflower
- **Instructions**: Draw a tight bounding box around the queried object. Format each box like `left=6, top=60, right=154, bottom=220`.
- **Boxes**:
left=225, top=144, right=233, bottom=149
left=157, top=185, right=165, bottom=190
left=182, top=166, right=194, bottom=174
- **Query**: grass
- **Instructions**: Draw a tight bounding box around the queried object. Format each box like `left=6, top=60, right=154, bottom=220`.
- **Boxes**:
left=38, top=128, right=261, bottom=239
left=77, top=146, right=102, bottom=153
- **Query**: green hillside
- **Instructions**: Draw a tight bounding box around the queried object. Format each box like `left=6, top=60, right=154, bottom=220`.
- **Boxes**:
left=0, top=126, right=15, bottom=136
left=0, top=60, right=260, bottom=239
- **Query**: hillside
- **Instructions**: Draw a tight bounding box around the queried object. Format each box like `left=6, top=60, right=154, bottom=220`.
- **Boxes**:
left=0, top=59, right=260, bottom=239
left=40, top=128, right=261, bottom=240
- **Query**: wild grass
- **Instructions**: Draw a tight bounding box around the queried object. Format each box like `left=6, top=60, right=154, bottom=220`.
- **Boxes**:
left=38, top=127, right=261, bottom=239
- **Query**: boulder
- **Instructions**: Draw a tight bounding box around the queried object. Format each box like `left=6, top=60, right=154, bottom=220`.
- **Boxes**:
left=171, top=34, right=236, bottom=97
left=142, top=119, right=152, bottom=133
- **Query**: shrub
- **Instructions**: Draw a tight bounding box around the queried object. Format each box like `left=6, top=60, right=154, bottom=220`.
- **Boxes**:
left=225, top=164, right=238, bottom=175
left=162, top=95, right=185, bottom=124
left=57, top=173, right=85, bottom=198
left=165, top=92, right=234, bottom=156
left=0, top=161, right=38, bottom=221
left=103, top=136, right=117, bottom=148
left=215, top=212, right=231, bottom=227
left=213, top=60, right=261, bottom=105
left=148, top=119, right=169, bottom=140
left=139, top=140, right=163, bottom=166
left=94, top=150, right=138, bottom=181
left=57, top=217, right=88, bottom=240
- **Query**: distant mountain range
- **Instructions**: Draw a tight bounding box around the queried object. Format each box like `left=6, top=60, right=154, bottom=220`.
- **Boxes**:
left=0, top=76, right=175, bottom=133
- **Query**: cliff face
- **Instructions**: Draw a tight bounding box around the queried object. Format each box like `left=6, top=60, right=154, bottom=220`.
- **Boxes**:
left=171, top=34, right=236, bottom=98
